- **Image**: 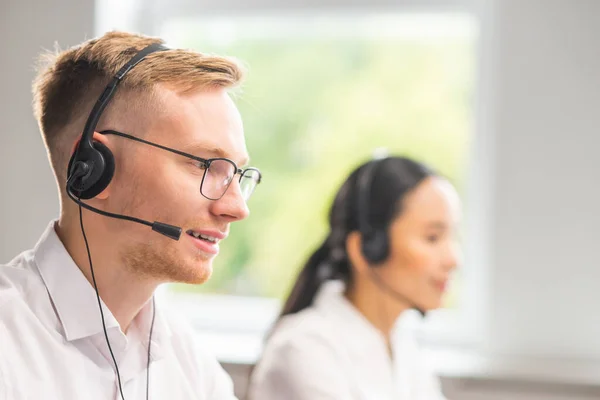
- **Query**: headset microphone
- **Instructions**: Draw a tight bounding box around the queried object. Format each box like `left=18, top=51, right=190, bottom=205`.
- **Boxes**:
left=65, top=42, right=181, bottom=242
left=67, top=163, right=182, bottom=240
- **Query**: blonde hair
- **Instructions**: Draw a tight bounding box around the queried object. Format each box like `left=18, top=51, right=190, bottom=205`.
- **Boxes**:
left=32, top=30, right=245, bottom=185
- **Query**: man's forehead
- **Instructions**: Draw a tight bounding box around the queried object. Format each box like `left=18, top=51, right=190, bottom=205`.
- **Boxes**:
left=148, top=87, right=249, bottom=165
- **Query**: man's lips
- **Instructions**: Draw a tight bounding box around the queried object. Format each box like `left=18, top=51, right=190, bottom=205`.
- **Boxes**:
left=185, top=229, right=228, bottom=255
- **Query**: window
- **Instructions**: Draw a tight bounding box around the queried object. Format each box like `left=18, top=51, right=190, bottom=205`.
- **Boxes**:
left=98, top=6, right=479, bottom=361
left=162, top=12, right=475, bottom=293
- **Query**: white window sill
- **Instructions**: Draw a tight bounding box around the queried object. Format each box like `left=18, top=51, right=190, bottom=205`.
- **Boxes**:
left=163, top=291, right=600, bottom=389
left=427, top=347, right=600, bottom=389
left=163, top=290, right=279, bottom=365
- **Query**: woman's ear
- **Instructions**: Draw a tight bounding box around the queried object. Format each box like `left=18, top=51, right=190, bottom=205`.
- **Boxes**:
left=346, top=231, right=370, bottom=275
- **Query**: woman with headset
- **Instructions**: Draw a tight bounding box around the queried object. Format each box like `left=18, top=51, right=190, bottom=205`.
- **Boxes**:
left=247, top=156, right=461, bottom=400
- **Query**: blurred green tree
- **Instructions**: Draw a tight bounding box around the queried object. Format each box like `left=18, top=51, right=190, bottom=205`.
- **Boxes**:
left=168, top=22, right=474, bottom=308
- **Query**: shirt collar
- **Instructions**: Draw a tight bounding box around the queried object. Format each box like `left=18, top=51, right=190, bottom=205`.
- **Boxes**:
left=313, top=281, right=426, bottom=397
left=131, top=295, right=172, bottom=359
left=314, top=280, right=389, bottom=354
left=33, top=220, right=171, bottom=345
left=313, top=280, right=416, bottom=358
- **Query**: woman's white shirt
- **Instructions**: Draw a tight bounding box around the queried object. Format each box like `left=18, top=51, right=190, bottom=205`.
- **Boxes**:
left=248, top=280, right=446, bottom=400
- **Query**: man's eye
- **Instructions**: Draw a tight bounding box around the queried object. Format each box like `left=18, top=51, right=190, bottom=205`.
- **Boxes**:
left=192, top=160, right=207, bottom=170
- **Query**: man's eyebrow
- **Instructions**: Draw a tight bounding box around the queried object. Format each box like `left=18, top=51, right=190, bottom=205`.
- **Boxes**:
left=184, top=144, right=250, bottom=167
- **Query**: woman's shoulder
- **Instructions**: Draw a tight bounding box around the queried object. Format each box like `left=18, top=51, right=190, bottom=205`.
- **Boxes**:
left=249, top=308, right=356, bottom=400
left=271, top=307, right=330, bottom=341
left=266, top=307, right=339, bottom=351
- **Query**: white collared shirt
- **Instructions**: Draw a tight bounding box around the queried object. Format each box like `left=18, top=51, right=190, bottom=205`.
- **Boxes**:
left=0, top=221, right=237, bottom=400
left=248, top=280, right=447, bottom=400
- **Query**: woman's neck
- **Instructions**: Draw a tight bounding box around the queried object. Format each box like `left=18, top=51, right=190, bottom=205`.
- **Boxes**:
left=344, top=281, right=408, bottom=353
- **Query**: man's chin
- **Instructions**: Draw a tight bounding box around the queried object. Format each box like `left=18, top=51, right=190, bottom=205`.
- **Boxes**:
left=175, top=260, right=214, bottom=285
left=121, top=243, right=215, bottom=285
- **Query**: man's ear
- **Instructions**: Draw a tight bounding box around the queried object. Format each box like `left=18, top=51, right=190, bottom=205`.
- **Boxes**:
left=346, top=231, right=370, bottom=275
left=69, top=131, right=111, bottom=156
left=68, top=131, right=114, bottom=200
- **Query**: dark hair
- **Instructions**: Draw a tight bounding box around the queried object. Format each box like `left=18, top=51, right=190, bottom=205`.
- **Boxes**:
left=279, top=156, right=435, bottom=318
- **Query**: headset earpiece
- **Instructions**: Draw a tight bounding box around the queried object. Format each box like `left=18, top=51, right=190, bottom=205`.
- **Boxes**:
left=67, top=141, right=115, bottom=200
left=66, top=42, right=167, bottom=202
left=361, top=229, right=390, bottom=265
left=357, top=160, right=390, bottom=265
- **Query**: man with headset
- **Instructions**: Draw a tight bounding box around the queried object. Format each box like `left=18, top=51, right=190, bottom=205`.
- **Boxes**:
left=0, top=31, right=261, bottom=399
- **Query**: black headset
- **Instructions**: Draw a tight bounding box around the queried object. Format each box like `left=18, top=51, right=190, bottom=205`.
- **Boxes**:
left=355, top=157, right=427, bottom=317
left=356, top=158, right=390, bottom=264
left=66, top=43, right=167, bottom=199
left=65, top=42, right=170, bottom=400
left=66, top=42, right=182, bottom=241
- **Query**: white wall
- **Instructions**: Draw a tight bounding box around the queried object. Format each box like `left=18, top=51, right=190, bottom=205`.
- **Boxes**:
left=482, top=0, right=600, bottom=360
left=0, top=0, right=95, bottom=261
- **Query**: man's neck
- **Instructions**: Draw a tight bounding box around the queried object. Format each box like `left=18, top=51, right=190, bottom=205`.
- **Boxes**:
left=56, top=216, right=158, bottom=333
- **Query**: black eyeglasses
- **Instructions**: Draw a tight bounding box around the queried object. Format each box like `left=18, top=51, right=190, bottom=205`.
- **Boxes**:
left=101, top=130, right=262, bottom=201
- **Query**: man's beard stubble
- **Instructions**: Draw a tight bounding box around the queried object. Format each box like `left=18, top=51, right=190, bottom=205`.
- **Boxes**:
left=113, top=170, right=213, bottom=285
left=120, top=237, right=213, bottom=285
